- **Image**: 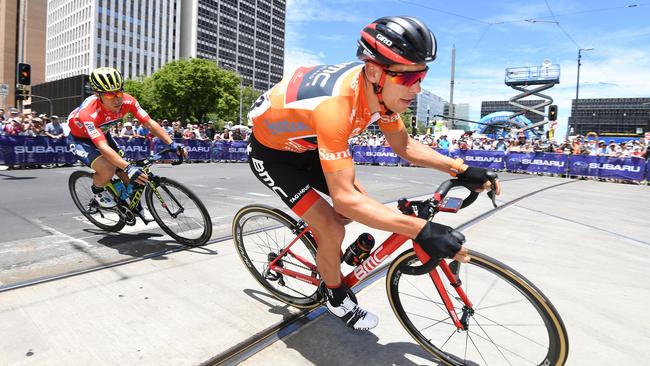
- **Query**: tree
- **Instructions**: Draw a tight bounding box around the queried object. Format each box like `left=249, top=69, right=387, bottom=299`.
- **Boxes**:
left=148, top=58, right=240, bottom=123
left=240, top=86, right=262, bottom=121
left=123, top=76, right=160, bottom=117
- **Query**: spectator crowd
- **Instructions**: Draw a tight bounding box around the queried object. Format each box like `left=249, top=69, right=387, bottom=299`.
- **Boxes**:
left=349, top=130, right=650, bottom=159
left=0, top=108, right=252, bottom=143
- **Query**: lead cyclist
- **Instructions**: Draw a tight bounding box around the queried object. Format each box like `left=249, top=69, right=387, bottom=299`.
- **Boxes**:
left=67, top=67, right=187, bottom=221
left=246, top=16, right=501, bottom=330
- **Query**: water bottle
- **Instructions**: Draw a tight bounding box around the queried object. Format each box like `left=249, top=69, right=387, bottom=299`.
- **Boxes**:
left=112, top=179, right=130, bottom=201
left=341, top=233, right=375, bottom=266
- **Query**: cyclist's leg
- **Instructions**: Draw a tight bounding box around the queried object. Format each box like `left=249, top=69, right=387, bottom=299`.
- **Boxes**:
left=248, top=136, right=377, bottom=329
left=301, top=200, right=345, bottom=284
left=303, top=149, right=353, bottom=225
left=248, top=134, right=346, bottom=286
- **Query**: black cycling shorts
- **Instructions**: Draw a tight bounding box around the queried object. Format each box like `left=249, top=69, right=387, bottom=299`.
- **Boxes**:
left=68, top=132, right=122, bottom=168
left=248, top=133, right=329, bottom=216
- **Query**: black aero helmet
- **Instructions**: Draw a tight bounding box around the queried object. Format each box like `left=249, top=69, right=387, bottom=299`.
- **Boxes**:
left=357, top=16, right=437, bottom=66
left=89, top=67, right=124, bottom=92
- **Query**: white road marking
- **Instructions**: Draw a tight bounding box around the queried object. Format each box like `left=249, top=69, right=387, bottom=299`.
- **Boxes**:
left=229, top=196, right=255, bottom=202
left=408, top=180, right=424, bottom=184
left=213, top=187, right=226, bottom=190
left=193, top=184, right=208, bottom=188
left=35, top=221, right=93, bottom=248
left=247, top=192, right=271, bottom=197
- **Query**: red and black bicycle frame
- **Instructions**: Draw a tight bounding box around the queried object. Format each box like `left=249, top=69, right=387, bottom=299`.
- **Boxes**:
left=265, top=207, right=474, bottom=331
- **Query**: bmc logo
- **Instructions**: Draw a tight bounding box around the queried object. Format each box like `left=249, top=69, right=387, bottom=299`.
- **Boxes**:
left=251, top=158, right=288, bottom=198
left=376, top=34, right=393, bottom=47
left=353, top=250, right=388, bottom=280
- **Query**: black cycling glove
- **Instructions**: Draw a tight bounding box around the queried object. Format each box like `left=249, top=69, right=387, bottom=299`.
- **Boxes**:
left=126, top=164, right=145, bottom=185
left=458, top=166, right=496, bottom=184
left=414, top=221, right=465, bottom=259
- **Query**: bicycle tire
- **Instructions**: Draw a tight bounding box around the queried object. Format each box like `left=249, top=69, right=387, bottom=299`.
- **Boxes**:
left=144, top=177, right=212, bottom=246
left=387, top=248, right=569, bottom=366
left=232, top=204, right=321, bottom=309
left=68, top=170, right=125, bottom=232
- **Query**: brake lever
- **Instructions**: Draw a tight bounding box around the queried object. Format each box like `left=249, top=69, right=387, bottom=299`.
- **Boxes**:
left=486, top=174, right=498, bottom=208
left=487, top=190, right=497, bottom=208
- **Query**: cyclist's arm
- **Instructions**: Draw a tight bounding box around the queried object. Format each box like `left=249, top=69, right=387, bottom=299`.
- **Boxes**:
left=96, top=139, right=129, bottom=170
left=383, top=126, right=463, bottom=175
left=142, top=118, right=173, bottom=145
left=324, top=167, right=425, bottom=238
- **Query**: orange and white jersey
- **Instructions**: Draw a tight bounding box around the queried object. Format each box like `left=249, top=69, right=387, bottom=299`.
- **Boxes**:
left=249, top=61, right=405, bottom=173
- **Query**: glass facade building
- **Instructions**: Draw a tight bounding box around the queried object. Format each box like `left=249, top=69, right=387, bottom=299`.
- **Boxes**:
left=46, top=0, right=181, bottom=81
left=181, top=0, right=285, bottom=91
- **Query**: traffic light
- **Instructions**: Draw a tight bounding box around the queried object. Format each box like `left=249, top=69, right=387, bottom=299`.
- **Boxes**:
left=15, top=88, right=30, bottom=101
left=548, top=105, right=558, bottom=121
left=411, top=115, right=417, bottom=128
left=17, top=63, right=31, bottom=85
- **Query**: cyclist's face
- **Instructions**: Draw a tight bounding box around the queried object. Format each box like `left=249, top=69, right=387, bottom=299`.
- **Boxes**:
left=99, top=91, right=124, bottom=111
left=381, top=64, right=426, bottom=113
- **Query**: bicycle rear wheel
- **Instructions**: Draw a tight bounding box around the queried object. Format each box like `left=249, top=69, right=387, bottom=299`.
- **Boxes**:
left=144, top=177, right=212, bottom=246
left=68, top=170, right=125, bottom=232
left=232, top=204, right=321, bottom=309
left=387, top=249, right=569, bottom=366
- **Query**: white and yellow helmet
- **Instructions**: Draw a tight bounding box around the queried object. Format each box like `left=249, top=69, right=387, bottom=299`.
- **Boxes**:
left=89, top=67, right=124, bottom=92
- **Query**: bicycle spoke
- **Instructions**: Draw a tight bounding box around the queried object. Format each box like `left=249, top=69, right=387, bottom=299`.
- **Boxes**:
left=475, top=298, right=529, bottom=311
left=475, top=277, right=499, bottom=309
left=472, top=313, right=548, bottom=348
left=468, top=323, right=539, bottom=365
left=466, top=331, right=492, bottom=366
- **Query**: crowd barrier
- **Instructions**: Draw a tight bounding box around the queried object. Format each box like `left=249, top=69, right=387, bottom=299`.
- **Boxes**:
left=1, top=136, right=648, bottom=182
left=0, top=136, right=249, bottom=164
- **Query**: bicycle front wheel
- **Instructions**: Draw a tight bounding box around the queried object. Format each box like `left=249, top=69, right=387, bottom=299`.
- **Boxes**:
left=68, top=170, right=125, bottom=232
left=387, top=249, right=569, bottom=366
left=145, top=177, right=212, bottom=246
left=232, top=204, right=321, bottom=309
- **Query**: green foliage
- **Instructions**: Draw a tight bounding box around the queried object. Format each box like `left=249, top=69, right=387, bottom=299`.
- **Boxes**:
left=128, top=58, right=239, bottom=123
left=240, top=86, right=262, bottom=122
left=123, top=76, right=159, bottom=117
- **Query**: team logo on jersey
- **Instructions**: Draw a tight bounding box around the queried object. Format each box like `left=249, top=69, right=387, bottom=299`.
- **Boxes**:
left=319, top=148, right=351, bottom=161
left=84, top=122, right=101, bottom=139
left=251, top=158, right=288, bottom=198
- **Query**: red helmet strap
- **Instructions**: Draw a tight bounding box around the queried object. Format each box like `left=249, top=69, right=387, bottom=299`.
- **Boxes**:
left=371, top=72, right=395, bottom=116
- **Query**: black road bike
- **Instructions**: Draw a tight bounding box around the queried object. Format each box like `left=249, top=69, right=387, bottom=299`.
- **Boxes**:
left=69, top=149, right=212, bottom=246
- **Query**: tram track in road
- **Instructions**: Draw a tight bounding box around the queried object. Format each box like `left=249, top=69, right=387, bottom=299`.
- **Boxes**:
left=201, top=178, right=577, bottom=366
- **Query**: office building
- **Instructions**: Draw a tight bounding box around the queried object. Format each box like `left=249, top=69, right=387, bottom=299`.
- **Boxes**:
left=46, top=0, right=181, bottom=81
left=180, top=0, right=286, bottom=90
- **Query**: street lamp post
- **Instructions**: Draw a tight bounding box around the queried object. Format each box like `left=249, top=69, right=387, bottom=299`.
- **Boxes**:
left=567, top=47, right=593, bottom=141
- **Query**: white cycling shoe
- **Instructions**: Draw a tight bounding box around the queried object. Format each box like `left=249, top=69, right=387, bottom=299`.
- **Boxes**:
left=94, top=190, right=117, bottom=208
left=138, top=206, right=154, bottom=222
left=326, top=294, right=379, bottom=331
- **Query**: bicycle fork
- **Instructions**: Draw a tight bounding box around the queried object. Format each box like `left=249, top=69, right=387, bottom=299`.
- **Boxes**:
left=413, top=244, right=475, bottom=331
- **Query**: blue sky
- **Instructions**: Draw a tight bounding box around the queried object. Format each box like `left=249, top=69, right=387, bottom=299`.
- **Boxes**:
left=284, top=0, right=650, bottom=137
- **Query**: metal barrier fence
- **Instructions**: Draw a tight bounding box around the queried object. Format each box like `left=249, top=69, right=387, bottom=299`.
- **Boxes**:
left=1, top=136, right=648, bottom=182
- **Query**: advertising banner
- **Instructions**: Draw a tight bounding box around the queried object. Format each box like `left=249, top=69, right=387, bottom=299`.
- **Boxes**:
left=596, top=156, right=645, bottom=181
left=0, top=135, right=75, bottom=164
left=456, top=150, right=506, bottom=170
left=114, top=137, right=150, bottom=161
left=508, top=152, right=568, bottom=174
